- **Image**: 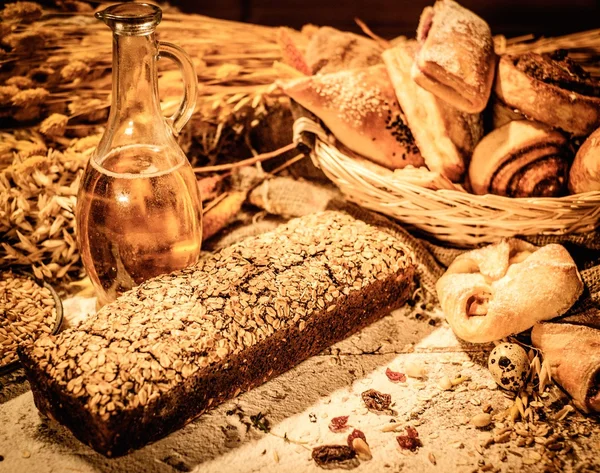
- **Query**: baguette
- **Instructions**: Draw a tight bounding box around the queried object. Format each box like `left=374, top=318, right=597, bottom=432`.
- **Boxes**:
left=20, top=211, right=415, bottom=456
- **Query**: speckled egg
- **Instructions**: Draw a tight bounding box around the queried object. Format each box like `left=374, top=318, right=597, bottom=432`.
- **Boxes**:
left=487, top=343, right=529, bottom=392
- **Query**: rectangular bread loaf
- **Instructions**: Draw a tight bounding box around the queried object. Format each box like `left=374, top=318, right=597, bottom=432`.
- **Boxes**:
left=19, top=211, right=415, bottom=456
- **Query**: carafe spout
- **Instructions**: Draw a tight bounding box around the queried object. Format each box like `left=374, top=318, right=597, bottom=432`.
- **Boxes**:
left=95, top=3, right=162, bottom=36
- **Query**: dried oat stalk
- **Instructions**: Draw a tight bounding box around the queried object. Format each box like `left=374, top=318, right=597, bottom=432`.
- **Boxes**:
left=0, top=130, right=98, bottom=281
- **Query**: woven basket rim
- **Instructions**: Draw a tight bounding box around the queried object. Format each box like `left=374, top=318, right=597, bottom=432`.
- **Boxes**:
left=293, top=117, right=600, bottom=246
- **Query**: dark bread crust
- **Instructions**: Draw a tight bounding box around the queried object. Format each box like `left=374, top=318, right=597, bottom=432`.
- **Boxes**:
left=22, top=270, right=413, bottom=456
left=495, top=53, right=600, bottom=136
left=20, top=211, right=415, bottom=457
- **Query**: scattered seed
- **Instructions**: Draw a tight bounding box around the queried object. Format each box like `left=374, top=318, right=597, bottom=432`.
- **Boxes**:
left=438, top=376, right=453, bottom=391
left=451, top=375, right=470, bottom=386
left=351, top=438, right=372, bottom=461
left=381, top=423, right=401, bottom=433
left=554, top=405, right=574, bottom=421
left=494, top=432, right=511, bottom=444
left=402, top=361, right=426, bottom=379
left=471, top=413, right=492, bottom=428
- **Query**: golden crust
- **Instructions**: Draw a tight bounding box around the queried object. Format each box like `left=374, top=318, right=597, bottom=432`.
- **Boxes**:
left=436, top=240, right=583, bottom=344
left=469, top=120, right=570, bottom=197
left=412, top=0, right=495, bottom=113
left=569, top=127, right=600, bottom=193
left=383, top=42, right=482, bottom=182
left=304, top=26, right=383, bottom=75
left=495, top=55, right=600, bottom=136
left=281, top=65, right=423, bottom=170
left=532, top=317, right=600, bottom=413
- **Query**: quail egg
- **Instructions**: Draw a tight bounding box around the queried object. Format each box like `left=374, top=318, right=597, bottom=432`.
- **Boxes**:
left=487, top=343, right=529, bottom=392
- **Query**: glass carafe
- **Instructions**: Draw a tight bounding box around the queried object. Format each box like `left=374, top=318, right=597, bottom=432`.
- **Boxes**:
left=76, top=3, right=202, bottom=307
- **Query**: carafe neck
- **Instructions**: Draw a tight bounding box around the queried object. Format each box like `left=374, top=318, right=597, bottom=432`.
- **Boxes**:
left=109, top=32, right=162, bottom=124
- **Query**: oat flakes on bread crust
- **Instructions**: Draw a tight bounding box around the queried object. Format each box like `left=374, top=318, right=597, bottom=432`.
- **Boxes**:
left=19, top=211, right=416, bottom=456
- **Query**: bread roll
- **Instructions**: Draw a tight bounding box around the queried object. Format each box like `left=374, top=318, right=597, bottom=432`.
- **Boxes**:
left=412, top=0, right=496, bottom=113
left=569, top=127, right=600, bottom=193
left=19, top=211, right=416, bottom=456
left=436, top=239, right=583, bottom=344
left=281, top=65, right=424, bottom=169
left=495, top=51, right=600, bottom=136
left=532, top=310, right=600, bottom=413
left=383, top=41, right=482, bottom=182
left=469, top=120, right=571, bottom=197
left=304, top=26, right=383, bottom=75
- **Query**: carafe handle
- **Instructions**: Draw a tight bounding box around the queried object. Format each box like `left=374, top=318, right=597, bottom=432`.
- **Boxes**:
left=158, top=41, right=198, bottom=136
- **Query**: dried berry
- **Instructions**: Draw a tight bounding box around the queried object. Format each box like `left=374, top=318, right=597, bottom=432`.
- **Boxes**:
left=312, top=445, right=358, bottom=469
left=397, top=426, right=421, bottom=451
left=361, top=389, right=392, bottom=411
left=329, top=415, right=349, bottom=433
left=386, top=367, right=407, bottom=382
left=347, top=429, right=367, bottom=448
left=405, top=426, right=419, bottom=439
left=309, top=413, right=317, bottom=423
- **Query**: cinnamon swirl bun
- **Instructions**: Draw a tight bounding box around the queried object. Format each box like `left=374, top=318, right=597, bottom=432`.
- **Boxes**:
left=495, top=50, right=600, bottom=136
left=469, top=120, right=571, bottom=197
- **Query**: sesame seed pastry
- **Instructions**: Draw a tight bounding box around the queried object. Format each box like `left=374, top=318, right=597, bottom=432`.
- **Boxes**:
left=280, top=65, right=424, bottom=170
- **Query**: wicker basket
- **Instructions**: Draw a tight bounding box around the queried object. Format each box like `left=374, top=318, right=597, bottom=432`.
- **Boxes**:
left=293, top=117, right=600, bottom=247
